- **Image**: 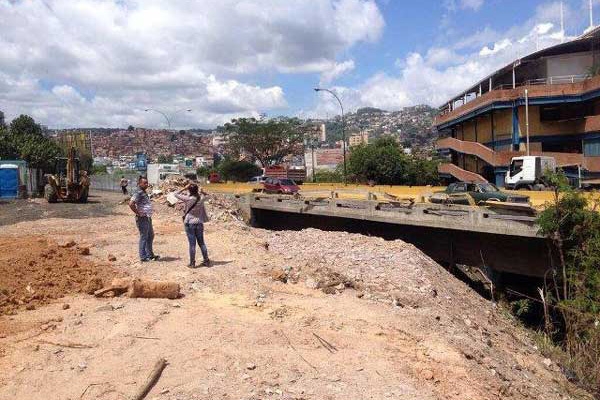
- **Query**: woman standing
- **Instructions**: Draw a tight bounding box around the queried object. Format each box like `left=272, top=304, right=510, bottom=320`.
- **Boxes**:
left=175, top=183, right=210, bottom=268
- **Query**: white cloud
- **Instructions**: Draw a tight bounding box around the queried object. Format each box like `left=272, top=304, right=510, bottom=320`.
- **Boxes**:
left=444, top=0, right=484, bottom=12
left=460, top=0, right=484, bottom=11
left=313, top=2, right=580, bottom=115
left=479, top=38, right=512, bottom=56
left=320, top=60, right=356, bottom=84
left=0, top=0, right=384, bottom=128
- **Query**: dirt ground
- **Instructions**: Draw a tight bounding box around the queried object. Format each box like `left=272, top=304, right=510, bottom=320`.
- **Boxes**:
left=0, top=191, right=590, bottom=400
left=0, top=236, right=118, bottom=318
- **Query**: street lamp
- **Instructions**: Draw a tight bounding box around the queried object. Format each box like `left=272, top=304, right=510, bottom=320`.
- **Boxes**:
left=314, top=88, right=346, bottom=184
left=144, top=108, right=192, bottom=130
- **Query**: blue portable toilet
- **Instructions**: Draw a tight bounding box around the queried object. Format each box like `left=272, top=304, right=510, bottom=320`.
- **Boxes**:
left=0, top=164, right=19, bottom=199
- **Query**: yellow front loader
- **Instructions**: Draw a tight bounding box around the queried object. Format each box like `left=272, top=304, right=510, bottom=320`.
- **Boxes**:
left=44, top=147, right=90, bottom=203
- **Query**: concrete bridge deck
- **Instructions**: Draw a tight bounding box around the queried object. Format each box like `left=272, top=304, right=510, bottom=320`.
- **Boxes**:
left=239, top=192, right=553, bottom=279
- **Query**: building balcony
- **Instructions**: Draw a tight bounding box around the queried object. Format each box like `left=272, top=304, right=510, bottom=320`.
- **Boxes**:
left=435, top=75, right=600, bottom=128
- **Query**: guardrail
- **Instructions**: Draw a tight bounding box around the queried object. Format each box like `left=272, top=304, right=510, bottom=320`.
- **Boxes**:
left=437, top=74, right=595, bottom=121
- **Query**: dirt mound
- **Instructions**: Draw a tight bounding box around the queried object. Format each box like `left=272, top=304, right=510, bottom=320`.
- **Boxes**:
left=267, top=228, right=440, bottom=303
left=152, top=188, right=245, bottom=224
left=264, top=228, right=579, bottom=399
left=206, top=194, right=245, bottom=223
left=0, top=237, right=117, bottom=316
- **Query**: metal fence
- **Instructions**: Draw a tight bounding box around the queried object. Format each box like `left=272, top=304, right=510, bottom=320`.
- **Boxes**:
left=493, top=74, right=590, bottom=90
left=91, top=173, right=141, bottom=192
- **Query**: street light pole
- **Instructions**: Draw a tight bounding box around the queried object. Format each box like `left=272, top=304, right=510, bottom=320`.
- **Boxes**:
left=144, top=108, right=192, bottom=130
left=314, top=88, right=346, bottom=185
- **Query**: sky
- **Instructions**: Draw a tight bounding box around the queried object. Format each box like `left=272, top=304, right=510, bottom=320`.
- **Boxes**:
left=0, top=0, right=597, bottom=129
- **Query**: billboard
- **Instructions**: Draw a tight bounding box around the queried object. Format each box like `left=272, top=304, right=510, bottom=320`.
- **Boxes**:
left=135, top=153, right=148, bottom=171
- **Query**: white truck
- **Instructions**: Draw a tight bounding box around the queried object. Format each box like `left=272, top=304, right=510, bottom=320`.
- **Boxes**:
left=505, top=156, right=557, bottom=190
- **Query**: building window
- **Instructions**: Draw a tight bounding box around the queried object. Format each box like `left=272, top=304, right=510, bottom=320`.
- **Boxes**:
left=542, top=140, right=582, bottom=154
left=509, top=159, right=524, bottom=177
left=540, top=103, right=591, bottom=122
left=584, top=138, right=600, bottom=156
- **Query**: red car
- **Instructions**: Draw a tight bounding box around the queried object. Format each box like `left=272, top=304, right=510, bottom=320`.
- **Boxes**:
left=263, top=177, right=299, bottom=194
left=208, top=172, right=221, bottom=183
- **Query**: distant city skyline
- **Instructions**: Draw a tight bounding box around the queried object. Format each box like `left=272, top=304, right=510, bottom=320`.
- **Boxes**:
left=0, top=0, right=597, bottom=129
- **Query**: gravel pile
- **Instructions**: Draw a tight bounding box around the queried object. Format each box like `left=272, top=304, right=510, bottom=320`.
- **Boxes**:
left=262, top=227, right=571, bottom=399
left=206, top=194, right=245, bottom=223
left=266, top=228, right=442, bottom=304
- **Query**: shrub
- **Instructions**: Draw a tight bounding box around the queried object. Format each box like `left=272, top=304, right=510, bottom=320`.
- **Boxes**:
left=196, top=166, right=211, bottom=177
left=217, top=159, right=261, bottom=182
left=313, top=169, right=343, bottom=183
left=536, top=170, right=600, bottom=395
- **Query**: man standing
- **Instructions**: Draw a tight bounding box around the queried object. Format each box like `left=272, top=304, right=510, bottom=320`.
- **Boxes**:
left=120, top=176, right=129, bottom=195
left=129, top=177, right=159, bottom=262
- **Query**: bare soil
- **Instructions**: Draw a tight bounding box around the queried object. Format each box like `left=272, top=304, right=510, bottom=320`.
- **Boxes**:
left=0, top=191, right=590, bottom=400
left=0, top=236, right=117, bottom=318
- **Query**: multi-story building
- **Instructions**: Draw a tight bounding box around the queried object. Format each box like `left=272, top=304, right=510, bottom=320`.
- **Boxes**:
left=349, top=131, right=369, bottom=147
left=319, top=123, right=327, bottom=142
left=211, top=133, right=228, bottom=149
left=304, top=148, right=344, bottom=178
left=435, top=27, right=600, bottom=186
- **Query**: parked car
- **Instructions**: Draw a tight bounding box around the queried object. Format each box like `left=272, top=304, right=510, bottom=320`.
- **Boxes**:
left=248, top=175, right=267, bottom=184
left=431, top=182, right=530, bottom=205
left=263, top=177, right=299, bottom=194
left=208, top=172, right=221, bottom=184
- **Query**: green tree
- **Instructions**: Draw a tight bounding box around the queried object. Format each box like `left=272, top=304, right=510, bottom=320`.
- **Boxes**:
left=217, top=158, right=261, bottom=182
left=196, top=166, right=211, bottom=177
left=91, top=164, right=107, bottom=174
left=346, top=137, right=439, bottom=185
left=127, top=125, right=135, bottom=131
left=0, top=124, right=17, bottom=159
left=6, top=115, right=62, bottom=172
left=79, top=152, right=94, bottom=173
left=224, top=117, right=303, bottom=167
left=537, top=170, right=600, bottom=394
left=406, top=156, right=440, bottom=186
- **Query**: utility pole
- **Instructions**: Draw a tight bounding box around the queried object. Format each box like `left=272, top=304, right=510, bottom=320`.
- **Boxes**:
left=560, top=1, right=565, bottom=43
left=314, top=88, right=347, bottom=185
left=144, top=108, right=192, bottom=130
left=525, top=89, right=530, bottom=156
left=590, top=0, right=594, bottom=30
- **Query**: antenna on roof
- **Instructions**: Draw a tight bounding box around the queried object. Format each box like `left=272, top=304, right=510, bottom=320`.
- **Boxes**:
left=560, top=1, right=565, bottom=43
left=590, top=0, right=594, bottom=30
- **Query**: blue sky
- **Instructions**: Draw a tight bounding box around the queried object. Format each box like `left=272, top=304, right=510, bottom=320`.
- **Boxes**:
left=0, top=0, right=596, bottom=128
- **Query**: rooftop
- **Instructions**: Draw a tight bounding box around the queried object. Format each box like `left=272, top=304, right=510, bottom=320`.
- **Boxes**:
left=438, top=26, right=600, bottom=115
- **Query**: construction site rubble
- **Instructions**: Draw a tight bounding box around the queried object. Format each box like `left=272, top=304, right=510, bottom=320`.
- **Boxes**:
left=150, top=176, right=245, bottom=223
left=265, top=228, right=438, bottom=304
